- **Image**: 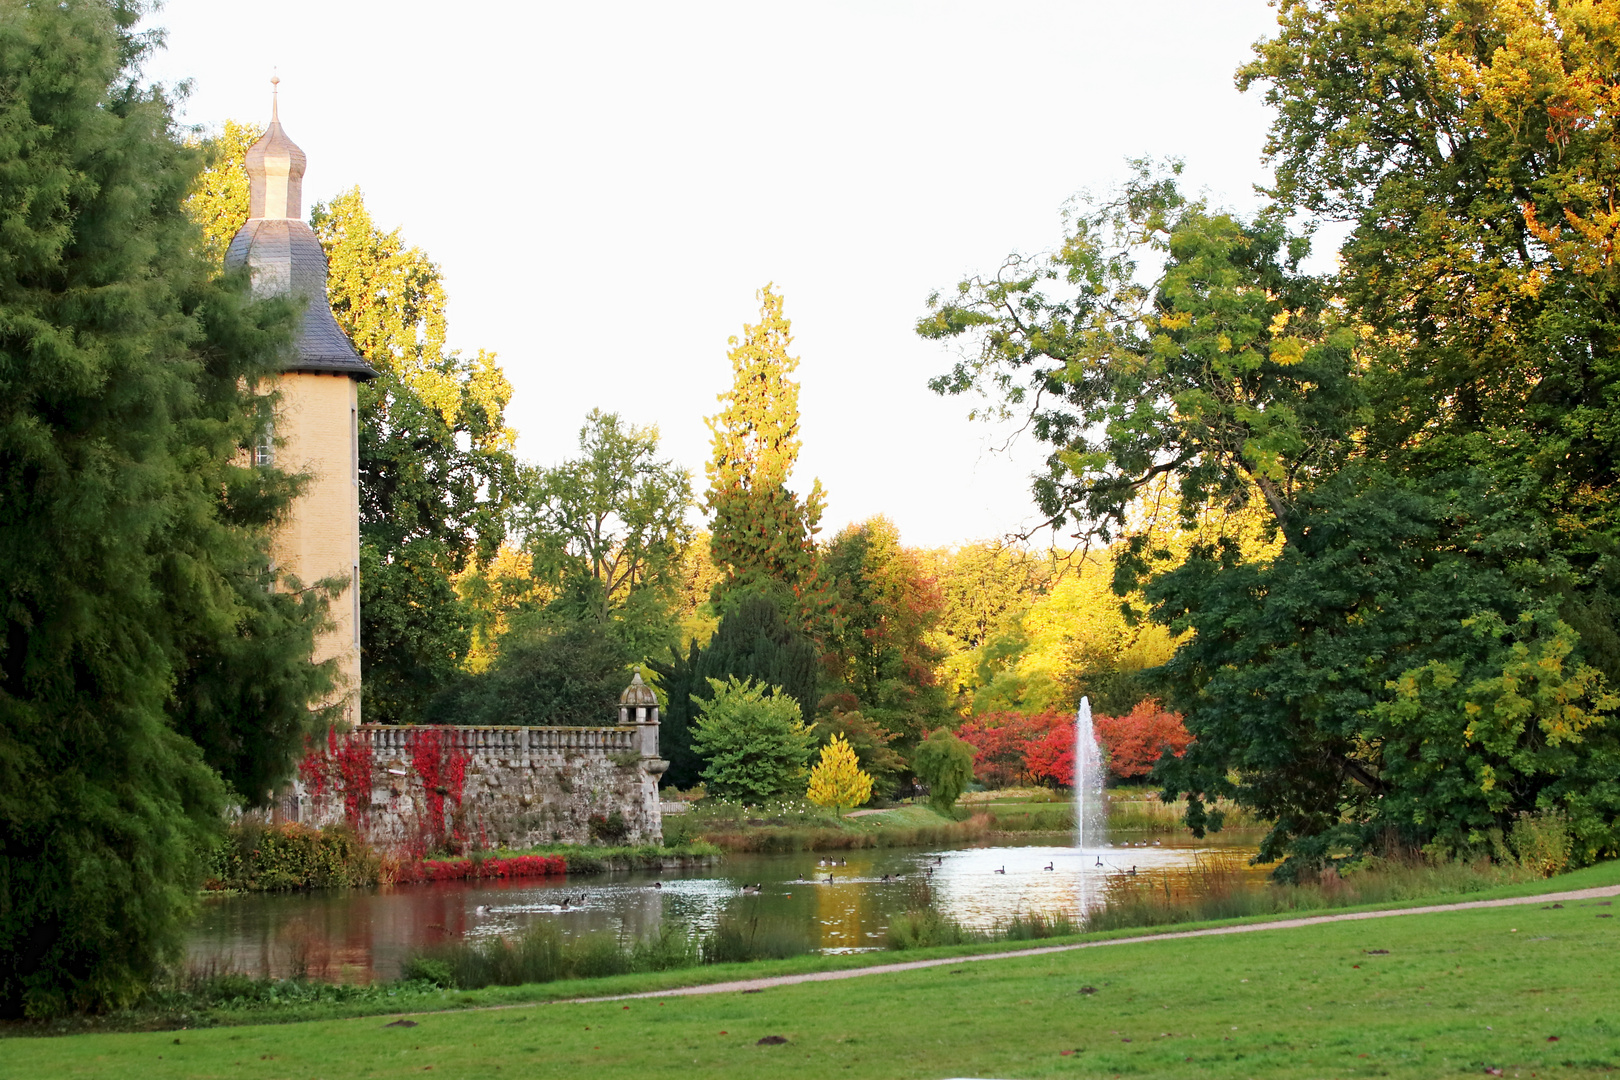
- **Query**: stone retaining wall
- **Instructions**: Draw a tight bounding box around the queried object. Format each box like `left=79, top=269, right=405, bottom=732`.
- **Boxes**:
left=280, top=678, right=669, bottom=851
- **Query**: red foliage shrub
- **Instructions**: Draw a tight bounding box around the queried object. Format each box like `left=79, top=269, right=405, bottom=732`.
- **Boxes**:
left=958, top=711, right=1068, bottom=787
left=390, top=854, right=567, bottom=885
left=962, top=700, right=1193, bottom=786
left=1092, top=699, right=1192, bottom=778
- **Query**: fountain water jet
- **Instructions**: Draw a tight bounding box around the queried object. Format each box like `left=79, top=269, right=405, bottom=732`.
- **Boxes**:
left=1073, top=697, right=1106, bottom=851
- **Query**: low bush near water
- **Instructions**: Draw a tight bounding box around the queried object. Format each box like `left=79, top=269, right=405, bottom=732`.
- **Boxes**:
left=884, top=908, right=1078, bottom=950
left=702, top=912, right=815, bottom=963
left=1083, top=845, right=1556, bottom=933
left=399, top=918, right=777, bottom=990
left=208, top=821, right=379, bottom=891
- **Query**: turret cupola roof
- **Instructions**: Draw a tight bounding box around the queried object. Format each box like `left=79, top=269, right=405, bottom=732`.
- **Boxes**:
left=224, top=80, right=375, bottom=381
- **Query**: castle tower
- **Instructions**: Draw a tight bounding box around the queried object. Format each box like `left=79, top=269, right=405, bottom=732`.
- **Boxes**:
left=225, top=80, right=375, bottom=722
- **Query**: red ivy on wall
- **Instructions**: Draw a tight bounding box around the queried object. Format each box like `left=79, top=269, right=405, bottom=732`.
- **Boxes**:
left=407, top=727, right=471, bottom=852
left=298, top=729, right=375, bottom=835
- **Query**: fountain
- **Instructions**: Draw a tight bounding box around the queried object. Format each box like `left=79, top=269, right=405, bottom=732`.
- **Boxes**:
left=1073, top=696, right=1106, bottom=851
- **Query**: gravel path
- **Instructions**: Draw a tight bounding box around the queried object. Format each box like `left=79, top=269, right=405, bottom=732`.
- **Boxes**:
left=561, top=883, right=1620, bottom=1004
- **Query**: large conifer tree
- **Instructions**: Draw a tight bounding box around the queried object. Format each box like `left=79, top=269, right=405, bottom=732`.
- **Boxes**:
left=0, top=0, right=329, bottom=1015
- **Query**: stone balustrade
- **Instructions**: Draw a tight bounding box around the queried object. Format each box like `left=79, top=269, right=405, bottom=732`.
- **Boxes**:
left=356, top=724, right=642, bottom=760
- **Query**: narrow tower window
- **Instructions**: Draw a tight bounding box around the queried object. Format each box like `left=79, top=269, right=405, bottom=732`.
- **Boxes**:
left=254, top=421, right=275, bottom=467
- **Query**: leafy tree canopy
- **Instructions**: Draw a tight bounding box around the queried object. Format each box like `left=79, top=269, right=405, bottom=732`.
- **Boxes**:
left=519, top=409, right=693, bottom=656
left=805, top=734, right=873, bottom=816
left=820, top=516, right=948, bottom=742
left=430, top=613, right=631, bottom=728
left=919, top=0, right=1620, bottom=872
left=689, top=677, right=814, bottom=803
left=911, top=731, right=975, bottom=816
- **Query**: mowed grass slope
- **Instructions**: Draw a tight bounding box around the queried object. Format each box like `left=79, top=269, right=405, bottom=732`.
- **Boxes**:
left=8, top=895, right=1619, bottom=1080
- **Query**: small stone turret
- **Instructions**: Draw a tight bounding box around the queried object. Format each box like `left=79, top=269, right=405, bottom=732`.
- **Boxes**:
left=620, top=673, right=668, bottom=780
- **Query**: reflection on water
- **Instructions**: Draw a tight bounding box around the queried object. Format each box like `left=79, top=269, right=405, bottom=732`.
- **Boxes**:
left=186, top=835, right=1265, bottom=982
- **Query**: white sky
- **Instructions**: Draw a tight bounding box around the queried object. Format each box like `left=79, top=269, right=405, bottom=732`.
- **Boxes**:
left=141, top=0, right=1290, bottom=549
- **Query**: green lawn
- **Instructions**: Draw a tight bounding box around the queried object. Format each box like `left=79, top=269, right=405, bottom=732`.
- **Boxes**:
left=7, top=869, right=1618, bottom=1079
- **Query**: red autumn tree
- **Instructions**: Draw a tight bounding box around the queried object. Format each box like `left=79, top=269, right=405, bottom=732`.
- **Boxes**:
left=1023, top=720, right=1074, bottom=786
left=958, top=710, right=1067, bottom=787
left=1092, top=699, right=1192, bottom=778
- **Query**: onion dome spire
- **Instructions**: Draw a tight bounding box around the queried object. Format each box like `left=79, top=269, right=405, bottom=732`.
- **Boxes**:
left=245, top=76, right=308, bottom=220
left=224, top=80, right=374, bottom=380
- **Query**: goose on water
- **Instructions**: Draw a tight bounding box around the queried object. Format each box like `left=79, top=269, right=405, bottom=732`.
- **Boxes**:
left=825, top=874, right=834, bottom=883
left=994, top=866, right=1006, bottom=875
left=651, top=881, right=662, bottom=890
left=741, top=883, right=762, bottom=895
left=474, top=905, right=489, bottom=915
left=1043, top=862, right=1055, bottom=871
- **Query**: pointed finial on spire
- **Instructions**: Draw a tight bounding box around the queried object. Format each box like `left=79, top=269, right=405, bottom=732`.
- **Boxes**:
left=270, top=73, right=280, bottom=122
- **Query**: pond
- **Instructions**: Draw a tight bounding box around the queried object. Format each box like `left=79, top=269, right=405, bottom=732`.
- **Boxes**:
left=186, top=834, right=1267, bottom=983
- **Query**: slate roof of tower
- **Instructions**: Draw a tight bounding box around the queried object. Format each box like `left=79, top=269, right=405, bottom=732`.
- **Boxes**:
left=224, top=89, right=375, bottom=382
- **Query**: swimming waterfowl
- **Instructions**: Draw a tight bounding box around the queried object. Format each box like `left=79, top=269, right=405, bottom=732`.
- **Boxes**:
left=994, top=866, right=1006, bottom=874
left=1043, top=862, right=1055, bottom=871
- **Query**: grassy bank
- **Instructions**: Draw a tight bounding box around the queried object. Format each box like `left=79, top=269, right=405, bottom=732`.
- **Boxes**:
left=6, top=863, right=1618, bottom=1079
left=963, top=785, right=1266, bottom=834
left=662, top=799, right=987, bottom=852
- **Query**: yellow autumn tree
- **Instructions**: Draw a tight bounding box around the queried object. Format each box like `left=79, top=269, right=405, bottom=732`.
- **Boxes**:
left=805, top=734, right=874, bottom=817
left=184, top=119, right=262, bottom=261
left=705, top=285, right=827, bottom=605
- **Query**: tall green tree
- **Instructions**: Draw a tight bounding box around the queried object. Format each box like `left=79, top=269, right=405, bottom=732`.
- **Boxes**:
left=0, top=0, right=330, bottom=1015
left=820, top=517, right=948, bottom=743
left=705, top=285, right=827, bottom=609
left=519, top=409, right=693, bottom=655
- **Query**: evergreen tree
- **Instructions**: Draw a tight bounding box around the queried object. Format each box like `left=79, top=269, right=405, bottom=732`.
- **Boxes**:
left=648, top=591, right=819, bottom=789
left=0, top=1, right=329, bottom=1015
left=704, top=285, right=827, bottom=606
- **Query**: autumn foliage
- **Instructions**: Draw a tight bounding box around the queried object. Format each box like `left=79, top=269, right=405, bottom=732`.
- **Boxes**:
left=956, top=701, right=1190, bottom=786
left=1094, top=699, right=1193, bottom=778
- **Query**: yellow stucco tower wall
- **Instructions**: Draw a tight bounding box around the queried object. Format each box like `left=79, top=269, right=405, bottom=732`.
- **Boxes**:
left=272, top=372, right=361, bottom=711
left=225, top=85, right=376, bottom=724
